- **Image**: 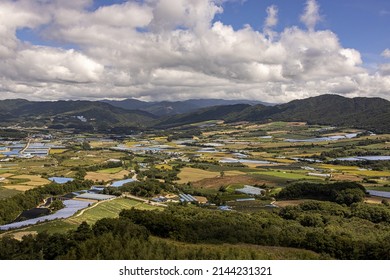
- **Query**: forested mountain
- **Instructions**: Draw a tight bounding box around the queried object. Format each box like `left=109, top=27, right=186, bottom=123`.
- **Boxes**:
left=0, top=95, right=389, bottom=133
left=228, top=95, right=390, bottom=133
left=0, top=99, right=157, bottom=132
left=156, top=95, right=390, bottom=133
left=103, top=98, right=268, bottom=116
left=155, top=104, right=253, bottom=128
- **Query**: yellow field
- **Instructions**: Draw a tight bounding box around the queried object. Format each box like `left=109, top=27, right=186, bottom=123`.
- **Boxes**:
left=177, top=167, right=220, bottom=183
left=11, top=175, right=50, bottom=186
left=2, top=184, right=37, bottom=191
left=49, top=149, right=67, bottom=154
left=89, top=141, right=116, bottom=148
left=177, top=167, right=245, bottom=184
left=0, top=173, right=14, bottom=178
left=85, top=170, right=130, bottom=182
left=155, top=164, right=172, bottom=170
left=365, top=197, right=387, bottom=205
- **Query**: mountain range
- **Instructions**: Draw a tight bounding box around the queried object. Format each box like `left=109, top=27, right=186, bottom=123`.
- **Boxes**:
left=0, top=95, right=389, bottom=133
left=102, top=98, right=269, bottom=116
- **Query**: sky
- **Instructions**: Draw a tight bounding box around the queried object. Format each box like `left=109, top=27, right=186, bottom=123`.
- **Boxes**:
left=0, top=0, right=389, bottom=103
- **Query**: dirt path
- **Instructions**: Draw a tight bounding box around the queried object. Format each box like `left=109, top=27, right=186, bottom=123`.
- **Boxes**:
left=122, top=194, right=167, bottom=207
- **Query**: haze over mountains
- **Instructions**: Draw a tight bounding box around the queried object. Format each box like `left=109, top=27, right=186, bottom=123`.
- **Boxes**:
left=102, top=99, right=270, bottom=116
left=0, top=94, right=389, bottom=133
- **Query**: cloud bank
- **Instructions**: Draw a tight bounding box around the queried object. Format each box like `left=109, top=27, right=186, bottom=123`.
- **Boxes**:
left=0, top=0, right=389, bottom=103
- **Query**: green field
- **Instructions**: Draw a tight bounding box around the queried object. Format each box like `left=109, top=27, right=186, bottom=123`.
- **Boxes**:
left=97, top=167, right=124, bottom=174
left=67, top=198, right=159, bottom=225
left=4, top=198, right=160, bottom=236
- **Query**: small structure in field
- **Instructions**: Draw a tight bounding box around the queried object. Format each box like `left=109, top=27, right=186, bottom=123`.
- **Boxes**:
left=110, top=178, right=136, bottom=187
left=235, top=185, right=264, bottom=196
left=76, top=193, right=116, bottom=201
left=307, top=173, right=331, bottom=178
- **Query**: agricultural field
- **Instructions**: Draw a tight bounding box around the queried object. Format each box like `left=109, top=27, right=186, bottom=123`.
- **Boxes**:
left=1, top=198, right=159, bottom=238
left=0, top=121, right=390, bottom=260
left=85, top=170, right=130, bottom=182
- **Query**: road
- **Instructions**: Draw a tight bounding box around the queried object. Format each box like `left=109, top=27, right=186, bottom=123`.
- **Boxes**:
left=121, top=193, right=168, bottom=207
left=20, top=138, right=32, bottom=154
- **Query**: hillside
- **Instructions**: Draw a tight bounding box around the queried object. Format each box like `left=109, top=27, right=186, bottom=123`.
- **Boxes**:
left=156, top=95, right=390, bottom=133
left=0, top=99, right=157, bottom=132
left=155, top=104, right=253, bottom=128
left=103, top=98, right=267, bottom=116
left=228, top=95, right=390, bottom=133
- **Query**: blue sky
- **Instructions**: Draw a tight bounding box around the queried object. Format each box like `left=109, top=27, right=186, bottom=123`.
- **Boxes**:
left=16, top=0, right=390, bottom=63
left=1, top=0, right=389, bottom=102
left=218, top=0, right=390, bottom=64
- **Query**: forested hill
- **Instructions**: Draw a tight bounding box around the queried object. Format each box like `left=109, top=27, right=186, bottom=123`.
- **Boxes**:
left=103, top=98, right=268, bottom=117
left=0, top=99, right=157, bottom=132
left=156, top=95, right=390, bottom=133
left=227, top=95, right=390, bottom=133
left=155, top=104, right=253, bottom=128
left=0, top=95, right=389, bottom=133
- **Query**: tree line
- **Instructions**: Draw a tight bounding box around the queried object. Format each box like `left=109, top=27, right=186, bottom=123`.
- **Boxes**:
left=276, top=182, right=366, bottom=206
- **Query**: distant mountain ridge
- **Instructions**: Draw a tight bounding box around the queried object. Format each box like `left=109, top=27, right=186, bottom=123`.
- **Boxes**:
left=227, top=94, right=390, bottom=133
left=154, top=95, right=390, bottom=133
left=0, top=95, right=389, bottom=133
left=102, top=98, right=270, bottom=116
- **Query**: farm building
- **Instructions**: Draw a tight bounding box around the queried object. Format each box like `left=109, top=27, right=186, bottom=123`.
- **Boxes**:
left=235, top=185, right=264, bottom=196
left=110, top=178, right=136, bottom=187
left=367, top=190, right=390, bottom=199
left=218, top=205, right=232, bottom=211
left=308, top=173, right=331, bottom=178
left=193, top=196, right=208, bottom=204
left=236, top=198, right=256, bottom=202
left=179, top=193, right=198, bottom=203
left=49, top=177, right=74, bottom=184
left=76, top=193, right=116, bottom=201
left=151, top=196, right=168, bottom=203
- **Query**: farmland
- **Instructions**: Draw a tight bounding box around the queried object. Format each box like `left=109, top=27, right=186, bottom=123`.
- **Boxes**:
left=1, top=120, right=390, bottom=260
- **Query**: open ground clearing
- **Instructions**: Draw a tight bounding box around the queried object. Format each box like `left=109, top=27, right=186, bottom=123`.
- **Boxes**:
left=2, top=184, right=38, bottom=191
left=10, top=175, right=50, bottom=186
left=85, top=170, right=130, bottom=182
left=177, top=167, right=245, bottom=184
left=192, top=175, right=276, bottom=190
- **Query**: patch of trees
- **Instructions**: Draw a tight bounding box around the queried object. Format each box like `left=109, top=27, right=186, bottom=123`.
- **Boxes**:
left=166, top=129, right=201, bottom=141
left=0, top=180, right=94, bottom=225
left=102, top=179, right=175, bottom=197
left=3, top=200, right=390, bottom=259
left=82, top=161, right=123, bottom=172
left=138, top=166, right=180, bottom=183
left=0, top=218, right=306, bottom=260
left=320, top=148, right=381, bottom=159
left=0, top=129, right=28, bottom=140
left=49, top=200, right=65, bottom=212
left=276, top=182, right=366, bottom=206
left=119, top=205, right=390, bottom=259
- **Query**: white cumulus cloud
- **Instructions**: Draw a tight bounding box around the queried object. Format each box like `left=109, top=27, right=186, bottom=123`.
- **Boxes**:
left=0, top=0, right=388, bottom=103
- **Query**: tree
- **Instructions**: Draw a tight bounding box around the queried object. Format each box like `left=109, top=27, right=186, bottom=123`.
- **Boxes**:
left=49, top=200, right=65, bottom=212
